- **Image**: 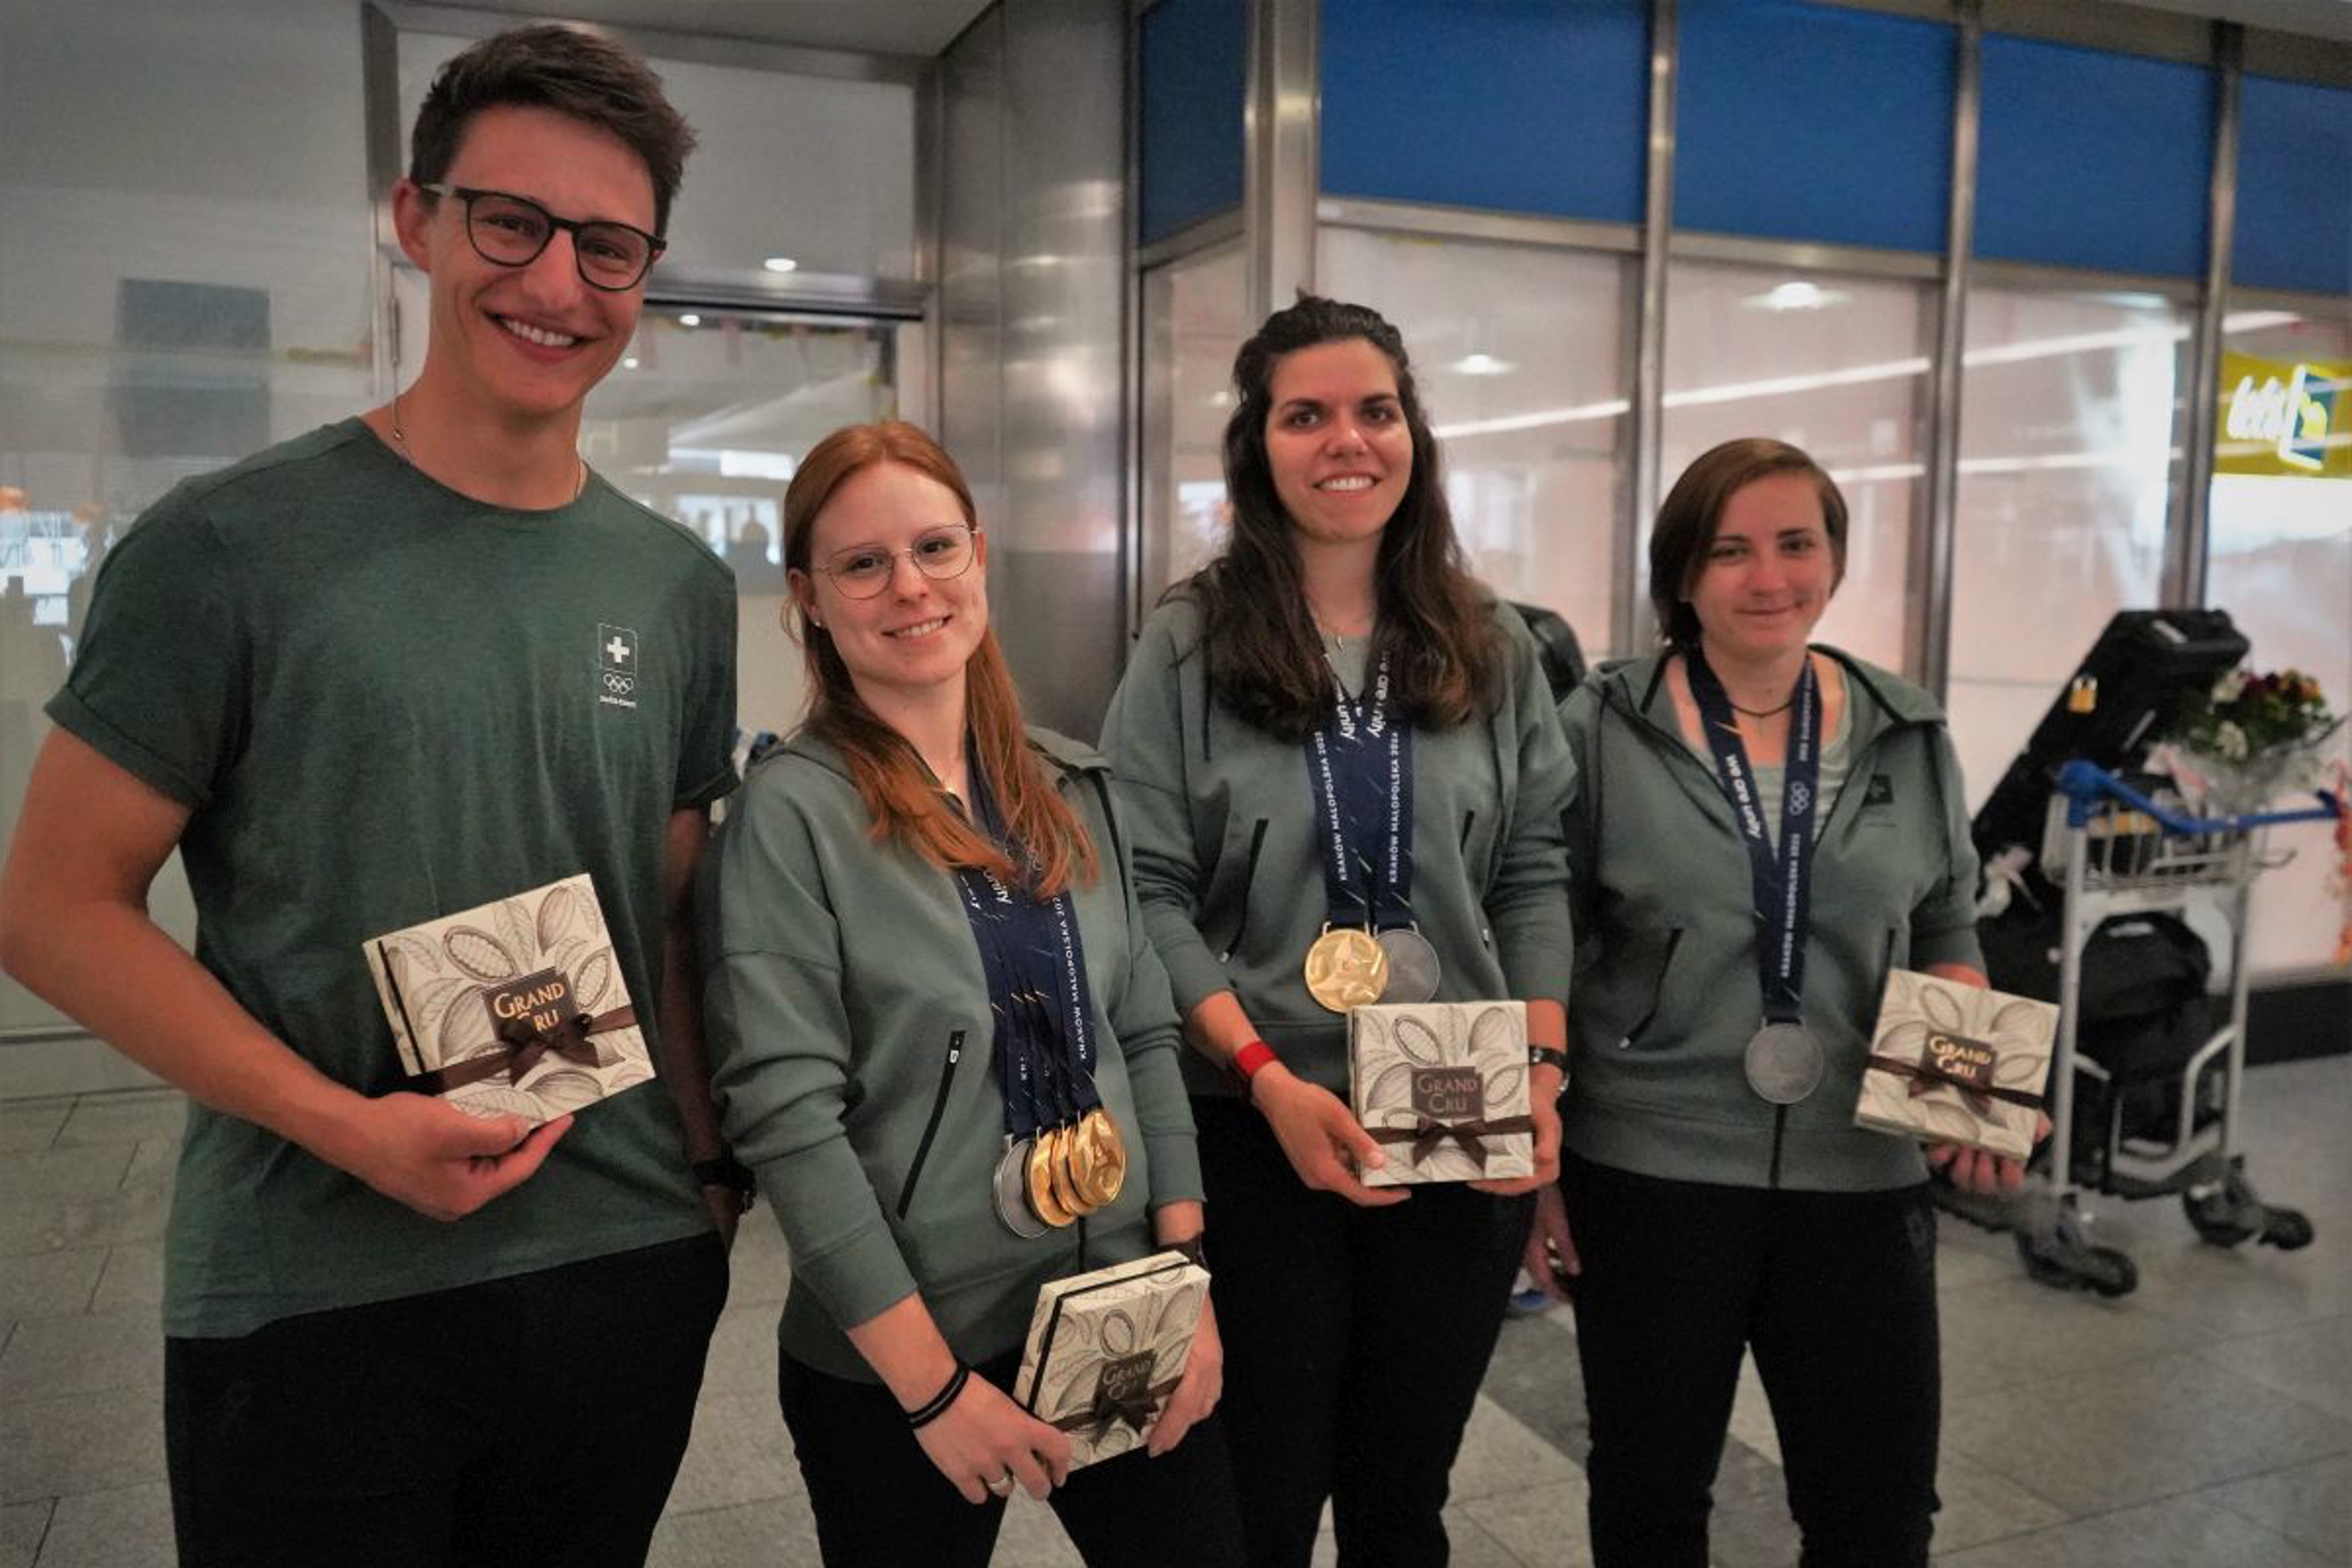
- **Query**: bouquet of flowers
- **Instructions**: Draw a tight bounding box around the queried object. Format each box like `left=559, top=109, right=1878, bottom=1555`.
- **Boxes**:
left=2156, top=667, right=2341, bottom=818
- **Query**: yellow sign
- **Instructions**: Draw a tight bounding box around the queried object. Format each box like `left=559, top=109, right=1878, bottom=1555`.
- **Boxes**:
left=2217, top=351, right=2349, bottom=478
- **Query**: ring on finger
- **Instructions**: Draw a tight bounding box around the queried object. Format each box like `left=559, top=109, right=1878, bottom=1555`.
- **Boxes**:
left=985, top=1471, right=1015, bottom=1496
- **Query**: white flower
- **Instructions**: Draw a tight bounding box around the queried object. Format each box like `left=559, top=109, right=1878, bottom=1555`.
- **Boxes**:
left=2217, top=719, right=2250, bottom=761
left=2213, top=668, right=2248, bottom=703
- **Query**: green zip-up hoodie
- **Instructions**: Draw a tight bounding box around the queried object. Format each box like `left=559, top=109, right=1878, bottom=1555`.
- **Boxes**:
left=700, top=727, right=1202, bottom=1382
left=1101, top=596, right=1574, bottom=1095
left=1559, top=649, right=1984, bottom=1192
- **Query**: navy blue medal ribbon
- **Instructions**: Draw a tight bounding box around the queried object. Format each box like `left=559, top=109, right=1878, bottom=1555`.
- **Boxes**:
left=1302, top=651, right=1416, bottom=931
left=950, top=758, right=1102, bottom=1138
left=954, top=844, right=1053, bottom=1138
left=1683, top=646, right=1822, bottom=1026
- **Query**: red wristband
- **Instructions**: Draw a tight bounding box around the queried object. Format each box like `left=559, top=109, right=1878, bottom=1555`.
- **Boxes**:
left=1229, top=1040, right=1278, bottom=1094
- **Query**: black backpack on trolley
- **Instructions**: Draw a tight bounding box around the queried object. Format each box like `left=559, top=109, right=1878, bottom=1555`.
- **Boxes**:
left=1979, top=896, right=2221, bottom=1188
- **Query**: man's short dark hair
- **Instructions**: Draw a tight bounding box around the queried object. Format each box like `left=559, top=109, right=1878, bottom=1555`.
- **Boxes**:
left=410, top=24, right=697, bottom=235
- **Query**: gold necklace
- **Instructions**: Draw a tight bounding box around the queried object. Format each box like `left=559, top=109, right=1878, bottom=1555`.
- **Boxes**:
left=389, top=388, right=588, bottom=503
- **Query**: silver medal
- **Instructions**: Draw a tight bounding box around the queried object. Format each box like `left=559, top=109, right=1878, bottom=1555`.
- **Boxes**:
left=1374, top=926, right=1442, bottom=1003
left=1744, top=1022, right=1824, bottom=1105
left=993, top=1136, right=1049, bottom=1238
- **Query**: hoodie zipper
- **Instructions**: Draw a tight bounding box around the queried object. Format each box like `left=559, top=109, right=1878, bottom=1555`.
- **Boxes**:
left=895, top=1028, right=965, bottom=1219
left=1220, top=819, right=1271, bottom=963
left=1614, top=926, right=1687, bottom=1049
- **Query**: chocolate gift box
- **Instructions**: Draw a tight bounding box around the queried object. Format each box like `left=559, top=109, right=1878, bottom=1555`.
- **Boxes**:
left=1349, top=1001, right=1535, bottom=1188
left=1853, top=969, right=2055, bottom=1160
left=1013, top=1251, right=1211, bottom=1470
left=361, top=873, right=655, bottom=1124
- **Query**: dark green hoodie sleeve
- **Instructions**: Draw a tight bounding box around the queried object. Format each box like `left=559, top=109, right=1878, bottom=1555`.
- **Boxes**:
left=1100, top=608, right=1234, bottom=1018
left=1556, top=677, right=1603, bottom=949
left=1083, top=771, right=1205, bottom=1206
left=1909, top=726, right=1987, bottom=973
left=1487, top=611, right=1577, bottom=1004
left=702, top=764, right=919, bottom=1334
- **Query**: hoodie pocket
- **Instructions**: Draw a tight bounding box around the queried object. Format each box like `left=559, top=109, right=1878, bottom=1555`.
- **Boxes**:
left=895, top=1028, right=966, bottom=1219
left=1613, top=927, right=1686, bottom=1050
left=1219, top=819, right=1272, bottom=963
left=1879, top=925, right=1910, bottom=991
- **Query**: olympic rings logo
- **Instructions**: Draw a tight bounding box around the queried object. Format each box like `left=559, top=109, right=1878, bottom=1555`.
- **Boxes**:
left=603, top=672, right=637, bottom=696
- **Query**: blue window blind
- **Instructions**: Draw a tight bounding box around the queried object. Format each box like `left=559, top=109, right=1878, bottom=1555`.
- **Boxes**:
left=1675, top=0, right=1955, bottom=253
left=1141, top=0, right=1247, bottom=246
left=1976, top=34, right=2214, bottom=278
left=2233, top=74, right=2352, bottom=296
left=1319, top=0, right=1648, bottom=224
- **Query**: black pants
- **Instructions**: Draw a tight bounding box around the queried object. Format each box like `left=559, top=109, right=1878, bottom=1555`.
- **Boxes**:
left=777, top=1348, right=1246, bottom=1567
left=1193, top=1095, right=1533, bottom=1568
left=1562, top=1152, right=1942, bottom=1568
left=165, top=1232, right=728, bottom=1568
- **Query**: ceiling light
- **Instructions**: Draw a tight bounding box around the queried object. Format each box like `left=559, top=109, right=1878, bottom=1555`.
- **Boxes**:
left=1452, top=353, right=1516, bottom=377
left=762, top=256, right=799, bottom=274
left=1747, top=281, right=1845, bottom=312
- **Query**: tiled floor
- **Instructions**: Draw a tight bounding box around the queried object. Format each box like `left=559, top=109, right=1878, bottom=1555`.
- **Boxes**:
left=4, top=1058, right=2345, bottom=1567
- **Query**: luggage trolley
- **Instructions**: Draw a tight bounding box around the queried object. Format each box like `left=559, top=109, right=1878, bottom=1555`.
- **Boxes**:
left=2015, top=760, right=2335, bottom=1296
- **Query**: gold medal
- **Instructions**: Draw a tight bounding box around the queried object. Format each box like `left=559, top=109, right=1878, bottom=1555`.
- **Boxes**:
left=1303, top=925, right=1388, bottom=1013
left=1026, top=1130, right=1075, bottom=1226
left=1049, top=1123, right=1090, bottom=1217
left=1071, top=1108, right=1127, bottom=1208
left=1066, top=1117, right=1099, bottom=1202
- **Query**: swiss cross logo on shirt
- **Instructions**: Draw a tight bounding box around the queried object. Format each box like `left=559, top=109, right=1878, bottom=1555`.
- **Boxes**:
left=597, top=623, right=640, bottom=711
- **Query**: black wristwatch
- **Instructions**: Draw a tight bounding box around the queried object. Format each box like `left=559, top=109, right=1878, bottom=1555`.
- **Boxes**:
left=692, top=1154, right=757, bottom=1214
left=1527, top=1045, right=1570, bottom=1080
left=1163, top=1234, right=1208, bottom=1270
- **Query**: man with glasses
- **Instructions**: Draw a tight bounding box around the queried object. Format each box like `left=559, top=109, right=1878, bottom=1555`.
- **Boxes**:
left=0, top=26, right=746, bottom=1568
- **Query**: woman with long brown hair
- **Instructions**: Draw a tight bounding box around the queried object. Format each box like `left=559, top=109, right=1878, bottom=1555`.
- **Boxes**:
left=1099, top=297, right=1574, bottom=1566
left=701, top=421, right=1241, bottom=1566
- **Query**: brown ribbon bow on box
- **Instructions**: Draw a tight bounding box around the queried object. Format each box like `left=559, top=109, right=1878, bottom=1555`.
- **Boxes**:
left=414, top=1006, right=638, bottom=1095
left=1864, top=1055, right=2043, bottom=1119
left=1368, top=1113, right=1536, bottom=1169
left=1053, top=1375, right=1182, bottom=1443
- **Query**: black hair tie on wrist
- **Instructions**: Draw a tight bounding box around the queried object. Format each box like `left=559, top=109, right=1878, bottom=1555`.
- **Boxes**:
left=905, top=1362, right=972, bottom=1429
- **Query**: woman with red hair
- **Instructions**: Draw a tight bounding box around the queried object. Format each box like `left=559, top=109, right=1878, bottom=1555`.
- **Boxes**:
left=702, top=421, right=1241, bottom=1566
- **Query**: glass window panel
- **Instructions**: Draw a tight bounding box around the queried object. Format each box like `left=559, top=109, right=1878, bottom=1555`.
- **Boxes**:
left=590, top=304, right=901, bottom=742
left=1140, top=0, right=1247, bottom=244
left=3, top=0, right=378, bottom=1039
left=1320, top=227, right=1629, bottom=657
left=1659, top=260, right=1932, bottom=672
left=1946, top=287, right=2189, bottom=813
left=2205, top=304, right=2352, bottom=976
left=1139, top=242, right=1249, bottom=599
left=1322, top=0, right=1649, bottom=226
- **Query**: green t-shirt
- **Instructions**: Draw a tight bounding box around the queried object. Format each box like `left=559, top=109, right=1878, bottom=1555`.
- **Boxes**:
left=49, top=419, right=740, bottom=1337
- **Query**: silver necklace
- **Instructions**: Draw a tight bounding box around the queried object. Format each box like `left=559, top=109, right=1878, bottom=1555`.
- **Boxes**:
left=389, top=388, right=588, bottom=503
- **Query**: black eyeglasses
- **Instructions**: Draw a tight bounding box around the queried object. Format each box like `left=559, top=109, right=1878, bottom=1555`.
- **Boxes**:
left=419, top=184, right=665, bottom=291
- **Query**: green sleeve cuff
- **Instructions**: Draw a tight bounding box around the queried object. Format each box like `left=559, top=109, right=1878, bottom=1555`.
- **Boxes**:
left=1142, top=1128, right=1204, bottom=1208
left=1148, top=908, right=1236, bottom=1018
left=769, top=1203, right=920, bottom=1333
left=1911, top=923, right=1987, bottom=973
left=1497, top=932, right=1575, bottom=1008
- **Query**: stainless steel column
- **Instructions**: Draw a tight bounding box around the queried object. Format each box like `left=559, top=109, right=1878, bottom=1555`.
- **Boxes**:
left=1244, top=0, right=1317, bottom=323
left=2173, top=19, right=2242, bottom=610
left=1916, top=0, right=1981, bottom=701
left=1624, top=0, right=1678, bottom=656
